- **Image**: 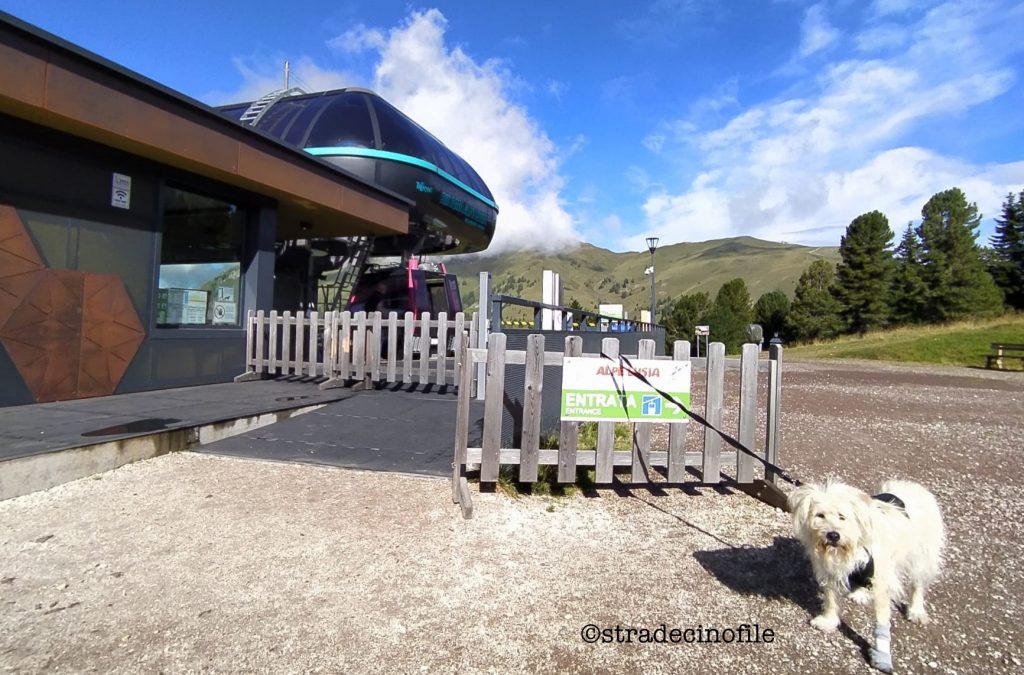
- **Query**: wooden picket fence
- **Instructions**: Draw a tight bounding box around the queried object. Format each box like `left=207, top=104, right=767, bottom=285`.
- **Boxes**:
left=451, top=333, right=784, bottom=518
left=235, top=309, right=476, bottom=388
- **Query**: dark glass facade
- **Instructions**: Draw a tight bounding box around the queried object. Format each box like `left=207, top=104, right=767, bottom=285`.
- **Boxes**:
left=221, top=89, right=494, bottom=202
left=0, top=113, right=273, bottom=405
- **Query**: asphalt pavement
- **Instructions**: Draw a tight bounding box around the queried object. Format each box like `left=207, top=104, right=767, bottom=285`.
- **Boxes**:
left=197, top=386, right=484, bottom=476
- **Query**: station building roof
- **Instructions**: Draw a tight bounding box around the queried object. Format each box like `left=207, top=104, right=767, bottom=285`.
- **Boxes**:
left=0, top=12, right=412, bottom=241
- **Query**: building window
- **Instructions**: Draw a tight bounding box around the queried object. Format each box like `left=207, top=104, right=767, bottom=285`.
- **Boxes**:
left=157, top=186, right=244, bottom=328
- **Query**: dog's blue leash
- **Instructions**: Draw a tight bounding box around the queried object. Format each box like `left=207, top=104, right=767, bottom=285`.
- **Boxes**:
left=599, top=351, right=804, bottom=487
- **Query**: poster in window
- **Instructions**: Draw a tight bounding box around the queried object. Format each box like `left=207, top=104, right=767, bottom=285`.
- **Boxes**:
left=157, top=288, right=208, bottom=325
left=212, top=286, right=237, bottom=325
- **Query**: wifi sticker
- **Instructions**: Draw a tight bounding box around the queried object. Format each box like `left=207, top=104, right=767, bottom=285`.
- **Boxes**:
left=111, top=172, right=131, bottom=209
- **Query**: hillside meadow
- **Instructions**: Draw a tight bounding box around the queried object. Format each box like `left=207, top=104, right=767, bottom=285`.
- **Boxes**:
left=441, top=236, right=839, bottom=317
left=783, top=315, right=1024, bottom=369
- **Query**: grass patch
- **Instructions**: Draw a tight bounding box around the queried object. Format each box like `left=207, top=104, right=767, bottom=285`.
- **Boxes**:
left=496, top=464, right=596, bottom=498
left=577, top=422, right=634, bottom=451
left=494, top=428, right=602, bottom=498
left=785, top=315, right=1024, bottom=369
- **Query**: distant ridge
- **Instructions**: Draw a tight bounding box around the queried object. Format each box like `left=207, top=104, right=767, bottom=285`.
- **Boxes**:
left=439, top=236, right=840, bottom=315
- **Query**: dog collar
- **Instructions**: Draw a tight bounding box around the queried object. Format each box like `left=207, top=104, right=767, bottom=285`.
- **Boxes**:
left=847, top=550, right=875, bottom=591
left=872, top=492, right=906, bottom=510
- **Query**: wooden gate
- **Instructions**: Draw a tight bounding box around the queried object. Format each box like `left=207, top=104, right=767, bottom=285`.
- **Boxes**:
left=451, top=333, right=784, bottom=518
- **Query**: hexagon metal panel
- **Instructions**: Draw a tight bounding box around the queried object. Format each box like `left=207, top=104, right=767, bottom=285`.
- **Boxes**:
left=0, top=205, right=46, bottom=328
left=0, top=204, right=148, bottom=402
left=78, top=273, right=146, bottom=399
left=0, top=269, right=84, bottom=402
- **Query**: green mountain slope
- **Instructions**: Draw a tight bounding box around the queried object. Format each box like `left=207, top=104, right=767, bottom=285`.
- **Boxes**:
left=439, top=236, right=840, bottom=316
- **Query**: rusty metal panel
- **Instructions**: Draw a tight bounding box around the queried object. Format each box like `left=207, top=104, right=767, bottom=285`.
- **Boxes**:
left=0, top=205, right=46, bottom=327
left=78, top=273, right=146, bottom=399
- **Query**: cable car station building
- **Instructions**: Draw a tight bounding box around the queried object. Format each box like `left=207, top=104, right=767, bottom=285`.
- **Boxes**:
left=0, top=13, right=496, bottom=407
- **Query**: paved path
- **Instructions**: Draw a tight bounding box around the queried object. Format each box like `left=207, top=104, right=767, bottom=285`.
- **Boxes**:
left=0, top=380, right=352, bottom=462
left=198, top=387, right=483, bottom=476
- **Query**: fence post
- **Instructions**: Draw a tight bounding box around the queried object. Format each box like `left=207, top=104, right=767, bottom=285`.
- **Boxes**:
left=453, top=312, right=466, bottom=387
left=452, top=336, right=474, bottom=518
left=369, top=311, right=382, bottom=386
left=737, top=343, right=758, bottom=483
left=595, top=337, right=619, bottom=484
left=667, top=340, right=691, bottom=482
left=322, top=311, right=334, bottom=378
left=244, top=310, right=255, bottom=370
left=476, top=272, right=490, bottom=401
left=255, top=310, right=266, bottom=372
left=294, top=310, right=305, bottom=376
left=339, top=311, right=352, bottom=381
left=558, top=336, right=583, bottom=483
left=630, top=339, right=656, bottom=483
left=436, top=311, right=449, bottom=387
left=402, top=311, right=415, bottom=384
left=418, top=311, right=431, bottom=385
left=234, top=310, right=264, bottom=382
left=352, top=311, right=367, bottom=383
left=386, top=311, right=399, bottom=383
left=281, top=311, right=292, bottom=375
left=268, top=310, right=279, bottom=374
left=319, top=311, right=349, bottom=390
left=702, top=342, right=725, bottom=484
left=481, top=332, right=507, bottom=483
left=306, top=311, right=317, bottom=376
left=518, top=334, right=545, bottom=483
left=765, top=344, right=784, bottom=485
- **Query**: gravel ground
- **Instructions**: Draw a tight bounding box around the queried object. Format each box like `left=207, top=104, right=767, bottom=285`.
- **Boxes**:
left=1, top=359, right=1022, bottom=674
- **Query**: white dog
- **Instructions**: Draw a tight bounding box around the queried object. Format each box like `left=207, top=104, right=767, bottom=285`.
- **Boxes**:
left=788, top=479, right=945, bottom=673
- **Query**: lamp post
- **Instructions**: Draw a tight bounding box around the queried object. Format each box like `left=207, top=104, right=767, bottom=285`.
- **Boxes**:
left=646, top=236, right=659, bottom=325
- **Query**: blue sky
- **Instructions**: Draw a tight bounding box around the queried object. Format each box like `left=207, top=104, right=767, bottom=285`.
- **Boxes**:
left=5, top=0, right=1023, bottom=253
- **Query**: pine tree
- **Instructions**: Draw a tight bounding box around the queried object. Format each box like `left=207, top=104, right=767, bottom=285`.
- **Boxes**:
left=754, top=291, right=790, bottom=342
left=834, top=210, right=894, bottom=334
left=890, top=223, right=929, bottom=324
left=664, top=292, right=710, bottom=347
left=917, top=188, right=1003, bottom=320
left=786, top=260, right=844, bottom=342
left=706, top=278, right=753, bottom=353
left=989, top=190, right=1024, bottom=310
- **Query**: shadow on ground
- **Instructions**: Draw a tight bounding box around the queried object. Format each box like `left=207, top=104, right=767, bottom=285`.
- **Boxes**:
left=693, top=536, right=818, bottom=615
left=694, top=537, right=874, bottom=663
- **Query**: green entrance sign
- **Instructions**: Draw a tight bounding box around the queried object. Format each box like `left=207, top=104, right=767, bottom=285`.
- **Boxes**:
left=560, top=357, right=691, bottom=423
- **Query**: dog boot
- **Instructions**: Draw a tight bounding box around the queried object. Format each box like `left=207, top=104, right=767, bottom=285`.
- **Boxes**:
left=870, top=623, right=893, bottom=673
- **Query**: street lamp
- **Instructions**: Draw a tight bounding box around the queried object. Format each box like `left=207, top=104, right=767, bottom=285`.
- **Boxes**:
left=646, top=236, right=659, bottom=325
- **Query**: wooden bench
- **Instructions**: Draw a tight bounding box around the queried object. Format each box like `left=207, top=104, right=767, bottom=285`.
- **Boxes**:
left=985, top=343, right=1024, bottom=370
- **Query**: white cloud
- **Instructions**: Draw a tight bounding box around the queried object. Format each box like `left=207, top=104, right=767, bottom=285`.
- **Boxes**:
left=204, top=56, right=362, bottom=105
left=206, top=9, right=578, bottom=256
left=625, top=165, right=657, bottom=193
left=326, top=23, right=385, bottom=54
left=546, top=79, right=568, bottom=99
left=629, top=0, right=1023, bottom=249
left=642, top=133, right=667, bottom=153
left=855, top=24, right=909, bottom=52
left=799, top=4, right=841, bottom=58
left=869, top=0, right=934, bottom=18
left=336, top=9, right=579, bottom=254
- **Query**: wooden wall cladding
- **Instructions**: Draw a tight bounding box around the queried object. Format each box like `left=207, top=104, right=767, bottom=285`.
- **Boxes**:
left=0, top=205, right=145, bottom=402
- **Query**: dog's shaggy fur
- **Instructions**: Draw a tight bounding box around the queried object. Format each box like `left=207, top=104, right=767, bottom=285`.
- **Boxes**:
left=789, top=479, right=945, bottom=671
